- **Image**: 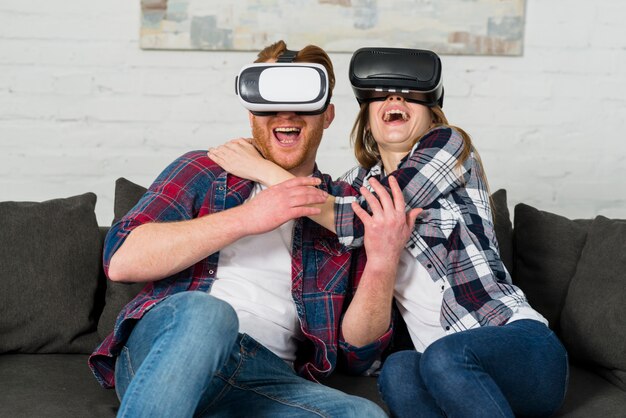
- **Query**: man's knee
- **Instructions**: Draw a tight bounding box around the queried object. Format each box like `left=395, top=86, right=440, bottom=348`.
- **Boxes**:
left=160, top=291, right=239, bottom=343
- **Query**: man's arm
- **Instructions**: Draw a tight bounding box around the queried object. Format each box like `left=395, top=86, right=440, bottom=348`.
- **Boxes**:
left=340, top=177, right=420, bottom=346
left=209, top=138, right=337, bottom=232
left=108, top=176, right=327, bottom=283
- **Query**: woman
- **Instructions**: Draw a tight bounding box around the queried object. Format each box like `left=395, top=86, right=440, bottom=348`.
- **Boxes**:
left=209, top=49, right=568, bottom=418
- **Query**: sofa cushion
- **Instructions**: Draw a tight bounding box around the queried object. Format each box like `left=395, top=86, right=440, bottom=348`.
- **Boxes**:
left=0, top=354, right=119, bottom=417
left=0, top=193, right=102, bottom=353
left=491, top=189, right=513, bottom=275
left=560, top=216, right=626, bottom=390
left=97, top=178, right=147, bottom=340
left=556, top=364, right=626, bottom=416
left=112, top=177, right=147, bottom=224
left=512, top=204, right=591, bottom=332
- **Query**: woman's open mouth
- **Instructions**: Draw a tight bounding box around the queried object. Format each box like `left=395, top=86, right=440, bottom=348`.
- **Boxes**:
left=383, top=109, right=410, bottom=123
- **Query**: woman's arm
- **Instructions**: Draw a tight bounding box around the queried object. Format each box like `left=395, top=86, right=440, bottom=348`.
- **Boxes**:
left=341, top=176, right=421, bottom=347
left=336, top=127, right=470, bottom=248
left=209, top=138, right=337, bottom=232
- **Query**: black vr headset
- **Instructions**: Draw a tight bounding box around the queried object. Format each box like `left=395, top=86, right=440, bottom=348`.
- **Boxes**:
left=235, top=49, right=330, bottom=116
left=349, top=47, right=444, bottom=108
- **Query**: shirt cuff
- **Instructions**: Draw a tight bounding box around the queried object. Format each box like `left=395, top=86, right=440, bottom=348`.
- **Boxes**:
left=334, top=195, right=363, bottom=248
left=338, top=325, right=393, bottom=375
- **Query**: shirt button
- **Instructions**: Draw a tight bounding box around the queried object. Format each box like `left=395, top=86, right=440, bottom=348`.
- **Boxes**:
left=208, top=269, right=215, bottom=275
left=409, top=244, right=415, bottom=249
left=217, top=186, right=225, bottom=191
left=427, top=263, right=432, bottom=269
left=445, top=326, right=450, bottom=331
left=441, top=285, right=444, bottom=290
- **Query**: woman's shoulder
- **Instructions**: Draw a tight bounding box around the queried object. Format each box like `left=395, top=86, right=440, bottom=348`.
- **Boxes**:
left=411, top=126, right=466, bottom=156
left=338, top=165, right=364, bottom=183
left=338, top=162, right=383, bottom=187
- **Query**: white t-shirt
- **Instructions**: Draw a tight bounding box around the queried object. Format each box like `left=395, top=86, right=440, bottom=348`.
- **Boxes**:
left=395, top=249, right=548, bottom=353
left=394, top=250, right=447, bottom=353
left=211, top=184, right=303, bottom=362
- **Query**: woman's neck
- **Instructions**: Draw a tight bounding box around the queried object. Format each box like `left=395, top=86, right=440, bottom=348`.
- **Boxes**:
left=380, top=150, right=408, bottom=175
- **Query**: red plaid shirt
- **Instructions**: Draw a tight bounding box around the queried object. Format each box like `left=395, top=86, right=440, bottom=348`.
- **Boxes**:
left=89, top=151, right=392, bottom=389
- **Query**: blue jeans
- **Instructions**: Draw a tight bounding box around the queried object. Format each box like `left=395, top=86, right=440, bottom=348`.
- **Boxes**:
left=378, top=320, right=569, bottom=418
left=114, top=291, right=386, bottom=418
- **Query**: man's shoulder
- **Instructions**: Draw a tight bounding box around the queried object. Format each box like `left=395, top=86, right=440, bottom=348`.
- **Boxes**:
left=177, top=150, right=217, bottom=167
left=166, top=150, right=225, bottom=177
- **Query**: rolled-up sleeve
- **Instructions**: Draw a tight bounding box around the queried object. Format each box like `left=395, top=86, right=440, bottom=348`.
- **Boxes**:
left=103, top=151, right=212, bottom=276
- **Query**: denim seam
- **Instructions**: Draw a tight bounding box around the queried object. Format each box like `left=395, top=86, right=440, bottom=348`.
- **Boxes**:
left=117, top=304, right=177, bottom=418
left=463, top=345, right=511, bottom=418
left=122, top=346, right=136, bottom=379
left=203, top=335, right=329, bottom=417
left=219, top=378, right=330, bottom=418
left=196, top=336, right=249, bottom=416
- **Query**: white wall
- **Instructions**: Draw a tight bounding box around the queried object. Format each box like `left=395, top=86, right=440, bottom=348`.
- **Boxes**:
left=1, top=0, right=625, bottom=225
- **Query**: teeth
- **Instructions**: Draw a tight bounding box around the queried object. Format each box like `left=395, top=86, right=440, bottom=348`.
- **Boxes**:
left=274, top=126, right=301, bottom=144
left=275, top=127, right=301, bottom=133
left=383, top=109, right=409, bottom=122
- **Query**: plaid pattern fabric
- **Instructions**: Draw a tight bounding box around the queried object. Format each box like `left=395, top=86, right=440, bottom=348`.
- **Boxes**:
left=89, top=150, right=391, bottom=389
left=335, top=127, right=530, bottom=334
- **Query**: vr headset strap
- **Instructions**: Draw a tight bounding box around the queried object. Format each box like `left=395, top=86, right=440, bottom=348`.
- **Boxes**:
left=277, top=49, right=298, bottom=63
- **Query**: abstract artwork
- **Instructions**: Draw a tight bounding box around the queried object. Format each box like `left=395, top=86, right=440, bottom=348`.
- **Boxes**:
left=141, top=0, right=526, bottom=56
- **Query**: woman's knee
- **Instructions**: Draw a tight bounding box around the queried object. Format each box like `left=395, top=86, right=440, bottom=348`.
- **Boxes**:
left=420, top=336, right=466, bottom=381
left=378, top=350, right=421, bottom=393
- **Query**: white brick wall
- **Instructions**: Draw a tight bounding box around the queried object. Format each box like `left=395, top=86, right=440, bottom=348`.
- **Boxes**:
left=1, top=0, right=625, bottom=224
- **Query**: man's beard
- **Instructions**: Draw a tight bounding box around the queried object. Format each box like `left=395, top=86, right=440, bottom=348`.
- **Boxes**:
left=251, top=120, right=323, bottom=172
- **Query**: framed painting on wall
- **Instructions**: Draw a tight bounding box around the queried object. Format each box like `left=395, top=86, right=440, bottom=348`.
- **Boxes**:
left=140, top=0, right=526, bottom=56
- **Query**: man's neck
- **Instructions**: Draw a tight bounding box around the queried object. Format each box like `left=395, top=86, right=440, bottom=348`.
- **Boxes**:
left=288, top=162, right=315, bottom=178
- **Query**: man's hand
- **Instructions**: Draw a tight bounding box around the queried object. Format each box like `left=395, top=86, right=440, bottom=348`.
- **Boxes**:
left=241, top=176, right=328, bottom=235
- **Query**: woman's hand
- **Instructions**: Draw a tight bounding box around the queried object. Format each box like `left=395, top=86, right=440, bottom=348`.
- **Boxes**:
left=340, top=176, right=421, bottom=346
left=352, top=176, right=421, bottom=267
left=208, top=138, right=277, bottom=184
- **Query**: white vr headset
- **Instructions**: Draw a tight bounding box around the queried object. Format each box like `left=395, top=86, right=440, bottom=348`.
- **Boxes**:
left=235, top=63, right=330, bottom=116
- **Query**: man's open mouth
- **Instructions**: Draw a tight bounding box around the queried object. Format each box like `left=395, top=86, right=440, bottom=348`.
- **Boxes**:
left=273, top=127, right=302, bottom=144
left=383, top=109, right=409, bottom=122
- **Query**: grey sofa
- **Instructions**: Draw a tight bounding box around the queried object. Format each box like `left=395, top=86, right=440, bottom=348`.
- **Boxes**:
left=1, top=178, right=625, bottom=417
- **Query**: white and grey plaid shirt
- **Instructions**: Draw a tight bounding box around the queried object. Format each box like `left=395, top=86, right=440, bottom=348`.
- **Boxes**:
left=334, top=127, right=530, bottom=334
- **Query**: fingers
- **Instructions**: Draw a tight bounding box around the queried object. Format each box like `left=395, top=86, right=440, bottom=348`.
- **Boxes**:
left=278, top=176, right=322, bottom=189
left=367, top=177, right=396, bottom=213
left=290, top=206, right=322, bottom=218
left=351, top=200, right=371, bottom=224
left=406, top=208, right=422, bottom=229
left=285, top=186, right=328, bottom=206
left=388, top=176, right=407, bottom=212
left=359, top=185, right=383, bottom=217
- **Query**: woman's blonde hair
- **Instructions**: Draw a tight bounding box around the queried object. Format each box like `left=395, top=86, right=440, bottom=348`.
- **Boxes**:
left=351, top=104, right=472, bottom=168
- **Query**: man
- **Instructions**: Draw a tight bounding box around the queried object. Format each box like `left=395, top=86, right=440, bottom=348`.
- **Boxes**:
left=89, top=41, right=395, bottom=417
